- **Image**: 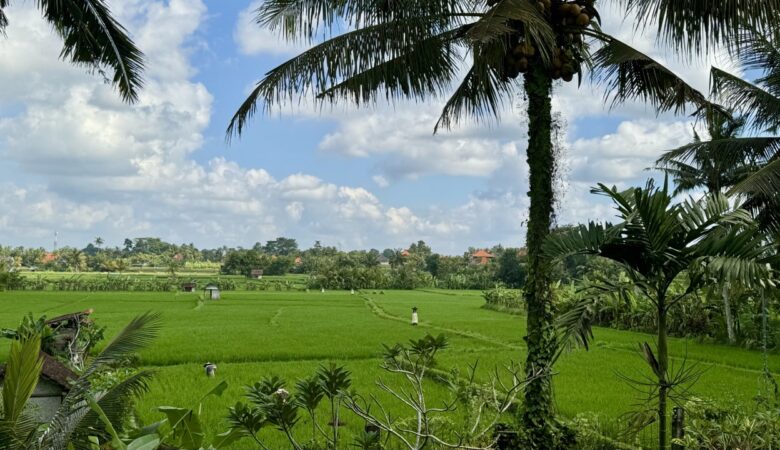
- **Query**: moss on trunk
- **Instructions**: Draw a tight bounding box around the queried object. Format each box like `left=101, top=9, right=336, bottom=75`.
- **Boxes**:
left=521, top=63, right=557, bottom=448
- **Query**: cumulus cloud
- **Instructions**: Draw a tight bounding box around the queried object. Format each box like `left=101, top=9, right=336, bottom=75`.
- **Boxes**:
left=234, top=1, right=305, bottom=56
left=0, top=1, right=736, bottom=253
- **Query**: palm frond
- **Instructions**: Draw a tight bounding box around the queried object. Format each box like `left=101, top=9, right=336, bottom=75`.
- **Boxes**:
left=0, top=0, right=8, bottom=36
left=226, top=17, right=469, bottom=140
left=465, top=0, right=554, bottom=63
left=731, top=157, right=780, bottom=197
left=258, top=0, right=471, bottom=41
left=39, top=0, right=145, bottom=103
left=712, top=68, right=780, bottom=132
left=42, top=312, right=161, bottom=448
left=84, top=312, right=161, bottom=376
left=543, top=222, right=616, bottom=261
left=434, top=46, right=513, bottom=131
left=555, top=295, right=597, bottom=352
left=621, top=0, right=780, bottom=56
left=315, top=25, right=466, bottom=105
left=730, top=24, right=780, bottom=96
left=68, top=370, right=155, bottom=447
left=591, top=33, right=711, bottom=114
left=658, top=137, right=780, bottom=167
left=653, top=159, right=705, bottom=196
left=2, top=335, right=42, bottom=423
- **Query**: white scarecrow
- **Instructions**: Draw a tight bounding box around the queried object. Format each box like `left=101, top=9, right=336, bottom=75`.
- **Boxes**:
left=411, top=307, right=418, bottom=326
left=204, top=362, right=217, bottom=377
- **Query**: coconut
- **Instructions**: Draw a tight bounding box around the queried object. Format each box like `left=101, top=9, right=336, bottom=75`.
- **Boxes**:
left=520, top=42, right=536, bottom=56
left=576, top=13, right=590, bottom=26
left=562, top=72, right=574, bottom=82
left=552, top=57, right=563, bottom=69
left=516, top=57, right=529, bottom=72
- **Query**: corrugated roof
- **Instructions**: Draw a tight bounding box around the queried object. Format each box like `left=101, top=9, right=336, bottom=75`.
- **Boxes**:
left=0, top=352, right=77, bottom=391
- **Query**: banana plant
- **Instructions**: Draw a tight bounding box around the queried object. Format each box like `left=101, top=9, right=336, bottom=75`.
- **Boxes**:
left=544, top=179, right=777, bottom=449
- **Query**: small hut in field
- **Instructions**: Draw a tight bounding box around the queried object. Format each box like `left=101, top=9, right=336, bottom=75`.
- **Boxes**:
left=0, top=352, right=77, bottom=421
left=250, top=269, right=264, bottom=279
left=204, top=285, right=220, bottom=300
left=181, top=281, right=197, bottom=292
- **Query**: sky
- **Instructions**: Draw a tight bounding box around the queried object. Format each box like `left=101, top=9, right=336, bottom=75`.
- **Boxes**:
left=0, top=1, right=739, bottom=254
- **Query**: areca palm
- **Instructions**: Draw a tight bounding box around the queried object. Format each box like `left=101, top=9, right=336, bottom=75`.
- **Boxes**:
left=545, top=180, right=776, bottom=449
left=0, top=0, right=144, bottom=102
left=656, top=111, right=756, bottom=344
left=0, top=312, right=161, bottom=450
left=227, top=1, right=780, bottom=444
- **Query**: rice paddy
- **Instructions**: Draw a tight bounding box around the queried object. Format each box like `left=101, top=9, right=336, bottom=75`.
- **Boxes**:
left=0, top=288, right=777, bottom=447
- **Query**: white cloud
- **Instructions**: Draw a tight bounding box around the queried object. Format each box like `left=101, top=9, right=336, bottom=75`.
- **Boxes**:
left=0, top=1, right=742, bottom=254
left=568, top=120, right=693, bottom=183
left=234, top=1, right=305, bottom=56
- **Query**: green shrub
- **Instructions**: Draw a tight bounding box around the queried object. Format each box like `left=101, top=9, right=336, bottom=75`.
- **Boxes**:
left=482, top=287, right=524, bottom=312
left=675, top=398, right=780, bottom=449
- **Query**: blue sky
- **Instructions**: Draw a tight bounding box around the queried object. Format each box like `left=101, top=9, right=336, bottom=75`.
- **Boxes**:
left=0, top=1, right=736, bottom=253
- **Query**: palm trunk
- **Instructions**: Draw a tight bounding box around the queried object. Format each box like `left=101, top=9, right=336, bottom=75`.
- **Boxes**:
left=657, top=302, right=669, bottom=450
left=722, top=283, right=736, bottom=344
left=521, top=63, right=557, bottom=448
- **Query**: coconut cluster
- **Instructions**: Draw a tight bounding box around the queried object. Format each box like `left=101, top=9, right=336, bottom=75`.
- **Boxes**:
left=495, top=0, right=597, bottom=82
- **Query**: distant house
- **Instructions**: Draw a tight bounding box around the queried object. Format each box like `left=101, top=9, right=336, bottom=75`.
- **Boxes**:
left=517, top=248, right=528, bottom=258
left=182, top=281, right=197, bottom=292
left=250, top=269, right=264, bottom=279
left=400, top=250, right=410, bottom=257
left=41, top=252, right=57, bottom=264
left=378, top=256, right=390, bottom=267
left=470, top=250, right=495, bottom=265
left=0, top=352, right=77, bottom=422
left=205, top=285, right=221, bottom=300
left=294, top=256, right=303, bottom=266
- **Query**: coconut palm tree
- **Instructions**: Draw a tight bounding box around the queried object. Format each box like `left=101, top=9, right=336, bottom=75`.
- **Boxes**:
left=661, top=23, right=780, bottom=237
left=227, top=1, right=780, bottom=445
left=545, top=180, right=776, bottom=449
left=0, top=312, right=161, bottom=450
left=656, top=110, right=750, bottom=196
left=0, top=0, right=144, bottom=102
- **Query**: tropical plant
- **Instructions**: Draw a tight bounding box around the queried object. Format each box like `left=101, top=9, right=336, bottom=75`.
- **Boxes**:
left=226, top=2, right=780, bottom=444
left=673, top=397, right=780, bottom=449
left=660, top=24, right=780, bottom=237
left=544, top=180, right=776, bottom=449
left=0, top=312, right=161, bottom=450
left=1, top=313, right=105, bottom=370
left=0, top=0, right=144, bottom=102
left=343, top=333, right=533, bottom=450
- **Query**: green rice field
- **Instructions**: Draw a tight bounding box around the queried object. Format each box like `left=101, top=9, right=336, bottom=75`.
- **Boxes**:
left=1, top=289, right=777, bottom=447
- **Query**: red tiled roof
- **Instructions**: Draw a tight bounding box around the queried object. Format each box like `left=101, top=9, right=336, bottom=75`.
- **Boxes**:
left=472, top=250, right=494, bottom=258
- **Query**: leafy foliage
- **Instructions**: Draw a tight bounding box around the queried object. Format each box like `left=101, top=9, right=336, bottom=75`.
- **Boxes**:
left=0, top=0, right=144, bottom=102
left=545, top=179, right=776, bottom=449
